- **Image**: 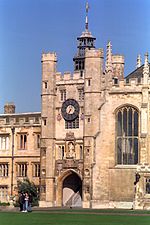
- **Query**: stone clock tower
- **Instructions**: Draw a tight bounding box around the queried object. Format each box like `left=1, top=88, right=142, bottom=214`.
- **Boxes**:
left=39, top=2, right=97, bottom=207
left=39, top=2, right=150, bottom=209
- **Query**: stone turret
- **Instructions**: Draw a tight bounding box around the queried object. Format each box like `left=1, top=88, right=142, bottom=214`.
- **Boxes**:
left=83, top=48, right=104, bottom=208
left=112, top=54, right=124, bottom=79
left=40, top=52, right=57, bottom=207
left=4, top=103, right=15, bottom=114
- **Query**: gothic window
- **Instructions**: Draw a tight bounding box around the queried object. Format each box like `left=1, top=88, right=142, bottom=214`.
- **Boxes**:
left=0, top=186, right=8, bottom=202
left=75, top=61, right=84, bottom=71
left=6, top=117, right=9, bottom=124
left=62, top=146, right=65, bottom=158
left=43, top=81, right=48, bottom=89
left=116, top=106, right=139, bottom=165
left=34, top=133, right=40, bottom=149
left=113, top=77, right=118, bottom=85
left=19, top=134, right=27, bottom=150
left=15, top=117, right=19, bottom=124
left=25, top=117, right=29, bottom=123
left=78, top=88, right=84, bottom=101
left=37, top=134, right=40, bottom=148
left=65, top=117, right=79, bottom=129
left=33, top=163, right=40, bottom=177
left=35, top=117, right=39, bottom=124
left=87, top=79, right=91, bottom=86
left=60, top=89, right=66, bottom=101
left=0, top=135, right=9, bottom=150
left=44, top=119, right=47, bottom=126
left=0, top=164, right=9, bottom=177
left=45, top=82, right=47, bottom=89
left=16, top=163, right=27, bottom=177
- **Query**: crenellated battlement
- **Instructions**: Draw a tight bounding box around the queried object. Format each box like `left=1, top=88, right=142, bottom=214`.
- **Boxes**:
left=56, top=71, right=84, bottom=83
left=111, top=77, right=150, bottom=90
left=112, top=54, right=124, bottom=64
left=85, top=48, right=104, bottom=58
left=41, top=52, right=57, bottom=62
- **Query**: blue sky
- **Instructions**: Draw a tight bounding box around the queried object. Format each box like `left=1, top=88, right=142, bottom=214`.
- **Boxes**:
left=0, top=0, right=150, bottom=113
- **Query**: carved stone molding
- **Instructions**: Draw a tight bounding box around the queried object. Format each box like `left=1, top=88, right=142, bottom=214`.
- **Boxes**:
left=141, top=103, right=148, bottom=108
left=65, top=132, right=75, bottom=140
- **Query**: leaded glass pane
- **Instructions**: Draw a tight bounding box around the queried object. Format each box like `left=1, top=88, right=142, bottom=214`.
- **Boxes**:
left=117, top=111, right=122, bottom=136
left=128, top=138, right=133, bottom=164
left=117, top=138, right=122, bottom=164
left=134, top=138, right=138, bottom=164
left=128, top=108, right=132, bottom=136
left=123, top=108, right=127, bottom=136
left=134, top=111, right=138, bottom=136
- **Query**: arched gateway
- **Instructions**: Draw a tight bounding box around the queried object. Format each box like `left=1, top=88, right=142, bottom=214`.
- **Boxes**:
left=57, top=170, right=82, bottom=207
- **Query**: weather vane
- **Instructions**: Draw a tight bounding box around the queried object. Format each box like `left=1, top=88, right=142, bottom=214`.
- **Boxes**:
left=86, top=2, right=89, bottom=14
left=85, top=2, right=89, bottom=31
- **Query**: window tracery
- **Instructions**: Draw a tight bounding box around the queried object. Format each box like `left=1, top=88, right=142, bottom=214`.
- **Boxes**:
left=116, top=106, right=139, bottom=165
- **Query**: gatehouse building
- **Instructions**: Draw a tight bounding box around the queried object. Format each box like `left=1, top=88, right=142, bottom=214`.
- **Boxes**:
left=0, top=3, right=150, bottom=209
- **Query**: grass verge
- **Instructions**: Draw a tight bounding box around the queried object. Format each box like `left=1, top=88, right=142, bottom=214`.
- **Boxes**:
left=0, top=211, right=150, bottom=225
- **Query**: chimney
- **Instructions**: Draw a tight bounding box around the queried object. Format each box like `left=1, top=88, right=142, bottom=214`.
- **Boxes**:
left=4, top=103, right=15, bottom=114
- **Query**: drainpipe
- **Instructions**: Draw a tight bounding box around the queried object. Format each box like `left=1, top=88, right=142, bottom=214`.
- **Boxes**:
left=11, top=127, right=15, bottom=197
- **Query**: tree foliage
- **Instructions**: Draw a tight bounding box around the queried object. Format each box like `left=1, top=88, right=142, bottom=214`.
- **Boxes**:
left=17, top=178, right=39, bottom=205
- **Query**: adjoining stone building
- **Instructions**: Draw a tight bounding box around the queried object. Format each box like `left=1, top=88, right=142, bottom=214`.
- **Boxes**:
left=0, top=3, right=150, bottom=209
left=0, top=103, right=41, bottom=202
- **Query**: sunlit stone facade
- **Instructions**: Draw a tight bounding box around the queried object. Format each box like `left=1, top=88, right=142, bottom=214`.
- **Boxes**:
left=0, top=4, right=150, bottom=209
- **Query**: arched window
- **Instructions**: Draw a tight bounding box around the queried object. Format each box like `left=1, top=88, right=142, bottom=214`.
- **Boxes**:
left=116, top=106, right=139, bottom=165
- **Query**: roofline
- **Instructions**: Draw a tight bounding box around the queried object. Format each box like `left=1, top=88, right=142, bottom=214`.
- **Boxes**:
left=0, top=112, right=41, bottom=117
left=125, top=64, right=144, bottom=79
left=125, top=63, right=150, bottom=79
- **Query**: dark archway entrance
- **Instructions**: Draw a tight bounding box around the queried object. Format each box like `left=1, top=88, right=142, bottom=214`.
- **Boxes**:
left=63, top=172, right=82, bottom=207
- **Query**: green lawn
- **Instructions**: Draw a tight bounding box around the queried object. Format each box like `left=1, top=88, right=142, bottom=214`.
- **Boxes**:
left=0, top=211, right=150, bottom=225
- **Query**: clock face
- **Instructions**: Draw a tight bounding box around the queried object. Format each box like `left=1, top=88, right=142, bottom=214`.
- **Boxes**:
left=61, top=99, right=80, bottom=121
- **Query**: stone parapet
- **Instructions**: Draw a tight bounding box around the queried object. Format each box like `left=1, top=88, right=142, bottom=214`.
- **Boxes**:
left=85, top=48, right=104, bottom=58
left=41, top=52, right=57, bottom=62
left=56, top=71, right=84, bottom=83
left=111, top=78, right=144, bottom=89
left=112, top=54, right=124, bottom=64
